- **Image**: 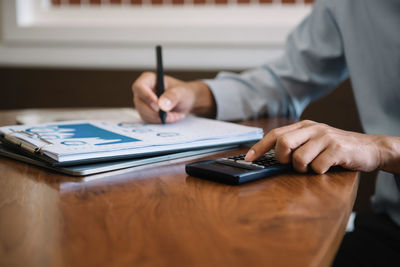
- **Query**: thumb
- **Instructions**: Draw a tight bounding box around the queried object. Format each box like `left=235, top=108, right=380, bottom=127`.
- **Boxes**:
left=158, top=87, right=185, bottom=112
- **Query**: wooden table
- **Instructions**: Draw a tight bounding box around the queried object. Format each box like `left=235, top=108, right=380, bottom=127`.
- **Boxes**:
left=0, top=109, right=358, bottom=267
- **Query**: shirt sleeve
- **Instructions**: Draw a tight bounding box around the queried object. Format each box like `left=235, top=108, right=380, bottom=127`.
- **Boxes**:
left=204, top=0, right=349, bottom=121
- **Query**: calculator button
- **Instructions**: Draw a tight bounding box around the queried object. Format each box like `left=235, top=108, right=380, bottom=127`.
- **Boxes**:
left=216, top=159, right=265, bottom=170
left=220, top=157, right=234, bottom=161
left=235, top=160, right=253, bottom=165
left=215, top=150, right=282, bottom=170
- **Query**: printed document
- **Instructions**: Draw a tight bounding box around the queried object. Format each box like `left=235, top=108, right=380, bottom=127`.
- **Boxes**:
left=0, top=116, right=263, bottom=163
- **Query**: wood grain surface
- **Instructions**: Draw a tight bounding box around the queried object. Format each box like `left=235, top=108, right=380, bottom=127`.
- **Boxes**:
left=0, top=109, right=359, bottom=267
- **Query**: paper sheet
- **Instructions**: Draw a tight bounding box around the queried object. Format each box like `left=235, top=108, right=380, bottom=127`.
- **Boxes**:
left=0, top=116, right=263, bottom=163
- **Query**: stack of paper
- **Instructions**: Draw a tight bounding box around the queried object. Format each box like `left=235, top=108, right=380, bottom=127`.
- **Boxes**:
left=0, top=116, right=263, bottom=165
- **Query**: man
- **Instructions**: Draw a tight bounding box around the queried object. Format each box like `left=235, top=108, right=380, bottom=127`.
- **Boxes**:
left=132, top=0, right=400, bottom=265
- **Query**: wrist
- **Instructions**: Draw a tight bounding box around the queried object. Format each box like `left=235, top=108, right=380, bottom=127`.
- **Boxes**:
left=377, top=135, right=400, bottom=175
left=189, top=81, right=217, bottom=118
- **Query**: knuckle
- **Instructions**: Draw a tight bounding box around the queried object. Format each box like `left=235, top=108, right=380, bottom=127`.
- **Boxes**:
left=321, top=131, right=336, bottom=141
left=132, top=83, right=145, bottom=95
left=142, top=71, right=155, bottom=77
left=301, top=119, right=314, bottom=125
left=300, top=119, right=317, bottom=127
left=312, top=123, right=328, bottom=132
left=133, top=72, right=155, bottom=90
left=269, top=128, right=280, bottom=139
left=319, top=123, right=331, bottom=131
left=131, top=81, right=140, bottom=93
left=332, top=142, right=346, bottom=153
left=269, top=128, right=280, bottom=137
left=324, top=135, right=342, bottom=148
left=277, top=135, right=291, bottom=149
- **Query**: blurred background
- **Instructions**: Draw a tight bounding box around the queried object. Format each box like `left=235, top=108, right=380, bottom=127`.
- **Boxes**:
left=0, top=0, right=375, bottom=212
left=0, top=0, right=312, bottom=109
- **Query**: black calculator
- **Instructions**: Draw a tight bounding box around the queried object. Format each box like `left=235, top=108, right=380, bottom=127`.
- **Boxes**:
left=185, top=150, right=292, bottom=185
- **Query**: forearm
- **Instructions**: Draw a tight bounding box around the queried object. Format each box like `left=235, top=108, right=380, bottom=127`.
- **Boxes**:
left=378, top=136, right=400, bottom=175
left=189, top=81, right=217, bottom=119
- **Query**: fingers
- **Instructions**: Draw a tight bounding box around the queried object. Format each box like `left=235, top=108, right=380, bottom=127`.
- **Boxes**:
left=132, top=72, right=159, bottom=111
left=244, top=119, right=380, bottom=175
left=310, top=148, right=338, bottom=174
left=132, top=73, right=190, bottom=124
left=165, top=112, right=186, bottom=123
left=134, top=99, right=162, bottom=124
left=275, top=127, right=313, bottom=164
left=135, top=97, right=186, bottom=124
left=291, top=137, right=329, bottom=173
left=158, top=87, right=184, bottom=112
left=245, top=120, right=316, bottom=161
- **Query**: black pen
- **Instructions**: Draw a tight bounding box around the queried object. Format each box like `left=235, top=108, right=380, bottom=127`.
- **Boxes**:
left=156, top=45, right=167, bottom=124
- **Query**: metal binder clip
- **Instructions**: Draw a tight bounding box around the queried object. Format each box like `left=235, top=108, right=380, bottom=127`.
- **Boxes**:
left=7, top=130, right=54, bottom=154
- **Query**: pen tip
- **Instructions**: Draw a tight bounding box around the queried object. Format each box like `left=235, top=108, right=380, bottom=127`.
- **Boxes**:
left=159, top=110, right=167, bottom=124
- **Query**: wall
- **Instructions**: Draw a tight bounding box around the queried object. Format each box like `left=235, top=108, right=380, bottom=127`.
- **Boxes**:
left=0, top=67, right=217, bottom=109
left=0, top=1, right=311, bottom=70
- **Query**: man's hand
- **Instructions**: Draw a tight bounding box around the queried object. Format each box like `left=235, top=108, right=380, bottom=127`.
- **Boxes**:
left=245, top=120, right=400, bottom=174
left=132, top=72, right=216, bottom=124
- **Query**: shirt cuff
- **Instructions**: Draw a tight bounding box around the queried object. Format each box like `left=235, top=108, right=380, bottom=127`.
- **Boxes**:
left=203, top=78, right=250, bottom=121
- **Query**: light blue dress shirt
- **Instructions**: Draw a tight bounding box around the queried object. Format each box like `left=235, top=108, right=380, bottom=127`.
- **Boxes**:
left=205, top=0, right=400, bottom=224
